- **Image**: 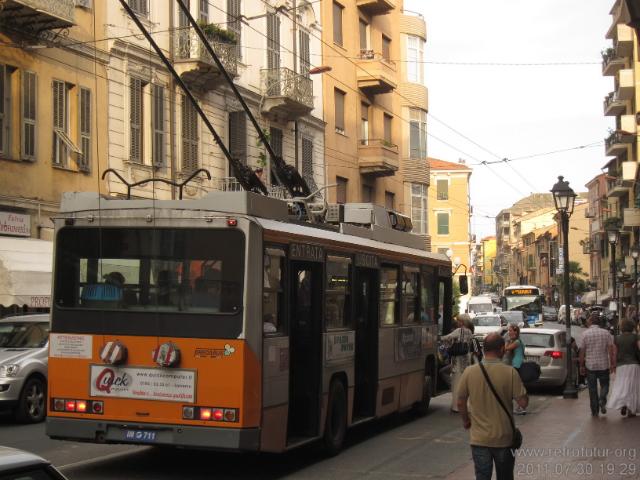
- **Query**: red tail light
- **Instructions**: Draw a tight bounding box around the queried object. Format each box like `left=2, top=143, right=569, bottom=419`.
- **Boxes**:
left=545, top=350, right=563, bottom=359
left=213, top=409, right=224, bottom=421
left=65, top=400, right=76, bottom=412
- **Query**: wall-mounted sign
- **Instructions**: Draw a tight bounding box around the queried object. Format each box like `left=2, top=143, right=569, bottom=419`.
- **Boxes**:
left=290, top=243, right=324, bottom=262
left=0, top=212, right=30, bottom=237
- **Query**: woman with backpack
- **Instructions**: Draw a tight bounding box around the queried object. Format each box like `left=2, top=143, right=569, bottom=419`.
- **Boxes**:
left=441, top=313, right=473, bottom=413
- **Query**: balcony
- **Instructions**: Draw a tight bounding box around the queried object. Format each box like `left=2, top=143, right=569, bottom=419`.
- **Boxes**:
left=215, top=177, right=290, bottom=199
left=356, top=0, right=396, bottom=15
left=0, top=0, right=74, bottom=32
left=613, top=24, right=634, bottom=58
left=621, top=160, right=637, bottom=186
left=358, top=139, right=399, bottom=177
left=260, top=67, right=314, bottom=122
left=623, top=207, right=640, bottom=227
left=603, top=91, right=626, bottom=116
left=602, top=48, right=625, bottom=76
left=173, top=30, right=239, bottom=90
left=617, top=69, right=635, bottom=100
left=607, top=177, right=630, bottom=198
left=356, top=51, right=397, bottom=95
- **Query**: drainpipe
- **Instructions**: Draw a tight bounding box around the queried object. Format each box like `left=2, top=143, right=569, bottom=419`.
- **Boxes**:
left=292, top=0, right=299, bottom=172
left=168, top=3, right=177, bottom=199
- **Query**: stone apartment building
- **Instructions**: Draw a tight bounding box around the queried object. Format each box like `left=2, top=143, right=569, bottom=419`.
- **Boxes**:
left=321, top=0, right=431, bottom=248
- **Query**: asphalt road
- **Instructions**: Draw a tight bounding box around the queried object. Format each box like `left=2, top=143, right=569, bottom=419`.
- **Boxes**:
left=0, top=322, right=577, bottom=479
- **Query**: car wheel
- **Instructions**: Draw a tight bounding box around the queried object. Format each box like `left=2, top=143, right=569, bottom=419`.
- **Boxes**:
left=15, top=376, right=47, bottom=423
left=323, top=379, right=347, bottom=456
left=413, top=375, right=433, bottom=416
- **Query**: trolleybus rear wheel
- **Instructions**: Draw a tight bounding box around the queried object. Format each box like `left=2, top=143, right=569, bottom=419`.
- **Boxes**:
left=323, top=379, right=347, bottom=456
left=413, top=374, right=433, bottom=416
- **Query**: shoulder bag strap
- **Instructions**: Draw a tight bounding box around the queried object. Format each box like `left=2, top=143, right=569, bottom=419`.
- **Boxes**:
left=478, top=362, right=516, bottom=433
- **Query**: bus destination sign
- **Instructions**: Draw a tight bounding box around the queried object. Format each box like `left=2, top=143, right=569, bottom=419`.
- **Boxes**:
left=509, top=289, right=535, bottom=295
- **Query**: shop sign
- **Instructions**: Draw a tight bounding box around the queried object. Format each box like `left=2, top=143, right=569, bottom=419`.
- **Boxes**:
left=0, top=212, right=30, bottom=237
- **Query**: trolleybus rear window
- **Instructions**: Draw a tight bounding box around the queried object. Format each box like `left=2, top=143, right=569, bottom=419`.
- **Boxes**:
left=54, top=228, right=245, bottom=315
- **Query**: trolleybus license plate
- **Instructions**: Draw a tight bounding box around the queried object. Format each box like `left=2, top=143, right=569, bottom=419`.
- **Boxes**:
left=124, top=429, right=157, bottom=442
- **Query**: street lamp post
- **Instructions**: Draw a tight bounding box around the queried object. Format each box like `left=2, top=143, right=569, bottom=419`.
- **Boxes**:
left=551, top=176, right=578, bottom=399
left=607, top=226, right=620, bottom=326
left=631, top=246, right=639, bottom=317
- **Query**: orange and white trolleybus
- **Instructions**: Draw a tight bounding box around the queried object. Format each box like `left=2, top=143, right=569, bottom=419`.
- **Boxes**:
left=46, top=191, right=456, bottom=453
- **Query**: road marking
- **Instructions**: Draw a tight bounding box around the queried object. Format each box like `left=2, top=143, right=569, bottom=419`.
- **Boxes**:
left=57, top=448, right=148, bottom=471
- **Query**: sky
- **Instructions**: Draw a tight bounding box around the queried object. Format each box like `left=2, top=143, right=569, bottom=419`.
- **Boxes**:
left=404, top=0, right=613, bottom=240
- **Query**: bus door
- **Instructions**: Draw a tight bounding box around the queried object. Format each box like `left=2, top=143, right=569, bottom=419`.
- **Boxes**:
left=287, top=258, right=322, bottom=442
left=435, top=268, right=453, bottom=395
left=353, top=259, right=379, bottom=420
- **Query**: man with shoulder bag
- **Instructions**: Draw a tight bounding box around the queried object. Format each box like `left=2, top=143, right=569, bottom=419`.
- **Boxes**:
left=457, top=332, right=529, bottom=480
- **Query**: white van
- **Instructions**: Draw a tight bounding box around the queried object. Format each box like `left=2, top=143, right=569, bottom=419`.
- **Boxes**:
left=466, top=296, right=495, bottom=316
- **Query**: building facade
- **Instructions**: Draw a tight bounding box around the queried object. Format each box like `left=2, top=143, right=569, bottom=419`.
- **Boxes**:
left=102, top=0, right=325, bottom=200
left=599, top=0, right=640, bottom=306
left=427, top=158, right=472, bottom=287
left=321, top=0, right=430, bottom=248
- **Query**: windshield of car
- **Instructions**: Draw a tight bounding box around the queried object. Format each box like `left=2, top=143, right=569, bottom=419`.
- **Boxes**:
left=520, top=332, right=555, bottom=348
left=0, top=322, right=50, bottom=348
left=469, top=303, right=493, bottom=313
left=473, top=316, right=501, bottom=326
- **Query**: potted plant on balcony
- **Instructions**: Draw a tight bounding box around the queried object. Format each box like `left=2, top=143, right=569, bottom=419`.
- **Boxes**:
left=603, top=216, right=622, bottom=231
left=197, top=21, right=237, bottom=44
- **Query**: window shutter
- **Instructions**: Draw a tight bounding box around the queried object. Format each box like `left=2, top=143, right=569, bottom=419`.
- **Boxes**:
left=229, top=111, right=246, bottom=166
left=181, top=95, right=198, bottom=172
left=227, top=0, right=241, bottom=58
left=129, top=78, right=142, bottom=163
left=334, top=89, right=345, bottom=132
left=199, top=0, right=208, bottom=22
left=437, top=179, right=448, bottom=200
left=269, top=127, right=283, bottom=157
left=409, top=120, right=419, bottom=159
left=22, top=71, right=36, bottom=161
left=79, top=87, right=91, bottom=171
left=302, top=137, right=317, bottom=191
left=52, top=80, right=67, bottom=165
left=384, top=114, right=392, bottom=143
left=299, top=30, right=310, bottom=77
left=267, top=13, right=281, bottom=95
left=152, top=85, right=165, bottom=167
left=333, top=2, right=342, bottom=46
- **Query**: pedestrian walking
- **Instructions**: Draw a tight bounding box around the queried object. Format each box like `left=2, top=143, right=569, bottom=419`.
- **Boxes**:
left=457, top=333, right=529, bottom=480
left=504, top=324, right=526, bottom=415
left=606, top=319, right=640, bottom=417
left=441, top=314, right=473, bottom=413
left=579, top=311, right=616, bottom=417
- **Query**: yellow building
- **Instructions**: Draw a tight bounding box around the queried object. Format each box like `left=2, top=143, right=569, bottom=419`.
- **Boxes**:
left=321, top=0, right=431, bottom=249
left=0, top=1, right=108, bottom=241
left=481, top=236, right=497, bottom=289
left=428, top=158, right=472, bottom=276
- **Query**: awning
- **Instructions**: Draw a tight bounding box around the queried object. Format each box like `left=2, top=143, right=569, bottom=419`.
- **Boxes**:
left=0, top=236, right=53, bottom=308
left=581, top=290, right=608, bottom=305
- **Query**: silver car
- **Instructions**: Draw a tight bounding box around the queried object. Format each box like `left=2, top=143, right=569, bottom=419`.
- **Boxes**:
left=520, top=328, right=567, bottom=388
left=0, top=446, right=67, bottom=479
left=0, top=314, right=50, bottom=423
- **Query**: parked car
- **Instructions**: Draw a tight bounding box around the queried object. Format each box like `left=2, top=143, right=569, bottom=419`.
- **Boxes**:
left=472, top=314, right=508, bottom=344
left=542, top=305, right=558, bottom=322
left=0, top=314, right=50, bottom=423
left=519, top=328, right=567, bottom=388
left=0, top=446, right=68, bottom=479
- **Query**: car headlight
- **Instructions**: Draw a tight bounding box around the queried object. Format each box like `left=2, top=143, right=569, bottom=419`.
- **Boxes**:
left=0, top=364, right=20, bottom=377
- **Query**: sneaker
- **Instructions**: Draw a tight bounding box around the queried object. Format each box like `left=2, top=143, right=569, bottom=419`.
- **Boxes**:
left=601, top=405, right=607, bottom=415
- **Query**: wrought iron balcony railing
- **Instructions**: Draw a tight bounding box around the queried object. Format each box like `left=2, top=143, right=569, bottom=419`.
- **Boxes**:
left=260, top=67, right=313, bottom=109
left=173, top=29, right=238, bottom=77
left=0, top=0, right=75, bottom=32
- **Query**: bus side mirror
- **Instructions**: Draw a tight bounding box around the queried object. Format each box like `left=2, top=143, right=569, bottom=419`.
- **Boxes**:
left=459, top=276, right=468, bottom=295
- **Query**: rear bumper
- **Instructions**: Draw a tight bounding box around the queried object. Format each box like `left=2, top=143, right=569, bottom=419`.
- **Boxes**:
left=46, top=417, right=260, bottom=451
left=528, top=365, right=566, bottom=386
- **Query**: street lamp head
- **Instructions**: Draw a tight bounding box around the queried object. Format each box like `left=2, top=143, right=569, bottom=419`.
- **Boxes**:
left=632, top=245, right=640, bottom=259
left=607, top=227, right=620, bottom=245
left=550, top=176, right=577, bottom=216
left=621, top=265, right=627, bottom=274
left=308, top=65, right=332, bottom=75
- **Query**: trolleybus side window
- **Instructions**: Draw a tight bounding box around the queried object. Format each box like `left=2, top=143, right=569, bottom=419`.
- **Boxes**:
left=402, top=266, right=419, bottom=325
left=263, top=247, right=285, bottom=334
left=380, top=265, right=399, bottom=326
left=420, top=267, right=436, bottom=324
left=325, top=255, right=352, bottom=330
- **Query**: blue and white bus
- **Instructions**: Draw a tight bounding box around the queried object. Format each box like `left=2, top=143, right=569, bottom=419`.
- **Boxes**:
left=502, top=285, right=543, bottom=327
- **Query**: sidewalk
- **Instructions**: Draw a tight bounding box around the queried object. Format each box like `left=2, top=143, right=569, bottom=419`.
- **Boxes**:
left=445, top=390, right=640, bottom=479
